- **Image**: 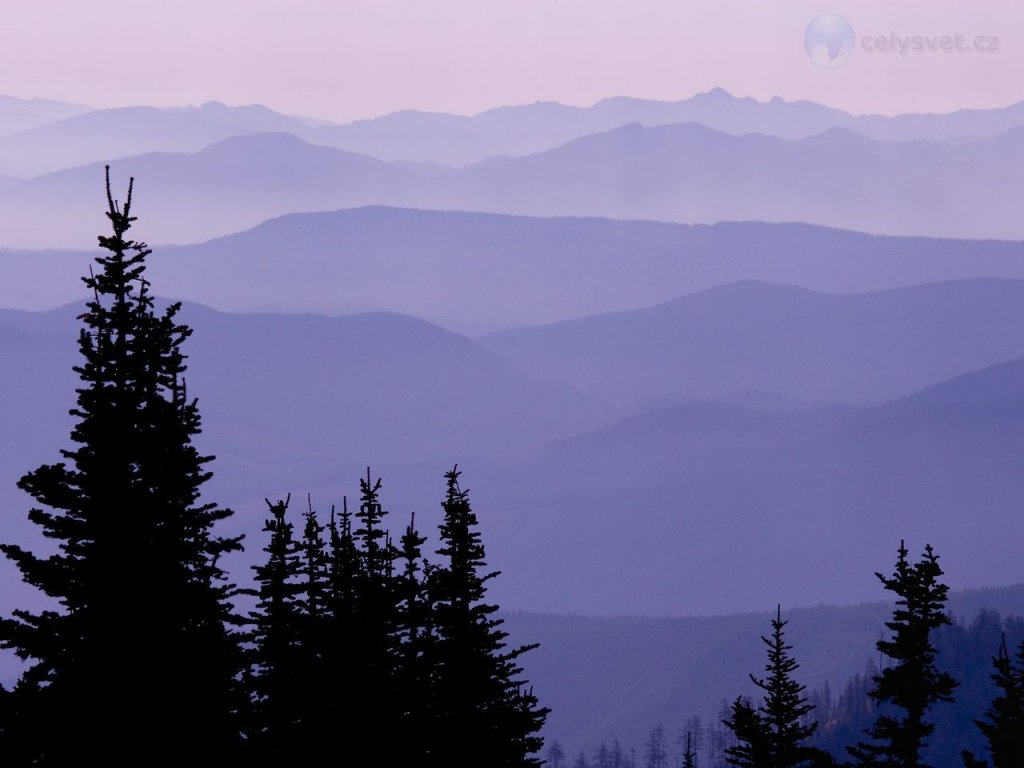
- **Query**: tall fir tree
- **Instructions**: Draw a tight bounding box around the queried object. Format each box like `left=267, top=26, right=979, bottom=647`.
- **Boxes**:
left=352, top=470, right=403, bottom=745
left=295, top=497, right=331, bottom=745
left=246, top=496, right=305, bottom=757
left=962, top=635, right=1024, bottom=768
left=320, top=496, right=361, bottom=738
left=725, top=606, right=832, bottom=768
left=724, top=696, right=771, bottom=768
left=394, top=511, right=434, bottom=764
left=0, top=168, right=244, bottom=763
left=753, top=605, right=832, bottom=767
left=429, top=466, right=549, bottom=768
left=681, top=731, right=697, bottom=768
left=849, top=541, right=957, bottom=768
left=300, top=496, right=328, bottom=637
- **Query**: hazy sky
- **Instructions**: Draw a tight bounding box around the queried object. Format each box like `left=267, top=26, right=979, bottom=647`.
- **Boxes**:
left=1, top=0, right=1019, bottom=122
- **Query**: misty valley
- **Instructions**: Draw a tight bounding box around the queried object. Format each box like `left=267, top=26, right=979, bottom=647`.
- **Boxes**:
left=1, top=86, right=1023, bottom=767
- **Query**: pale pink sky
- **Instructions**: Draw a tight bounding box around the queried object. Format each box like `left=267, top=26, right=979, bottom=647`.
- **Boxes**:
left=1, top=0, right=1019, bottom=122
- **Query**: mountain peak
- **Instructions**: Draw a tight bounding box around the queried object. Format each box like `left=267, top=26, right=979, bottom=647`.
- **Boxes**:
left=693, top=86, right=735, bottom=101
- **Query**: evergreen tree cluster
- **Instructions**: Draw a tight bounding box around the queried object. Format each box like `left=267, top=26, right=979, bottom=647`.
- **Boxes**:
left=246, top=468, right=549, bottom=767
left=0, top=169, right=548, bottom=766
left=557, top=718, right=738, bottom=768
left=721, top=541, right=1024, bottom=768
left=563, top=544, right=1024, bottom=768
left=810, top=610, right=1024, bottom=768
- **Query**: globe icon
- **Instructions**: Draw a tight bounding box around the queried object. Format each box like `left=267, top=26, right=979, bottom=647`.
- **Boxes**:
left=804, top=14, right=855, bottom=68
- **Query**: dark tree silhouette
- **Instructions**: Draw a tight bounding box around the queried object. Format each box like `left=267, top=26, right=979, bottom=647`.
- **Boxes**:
left=758, top=606, right=832, bottom=766
left=300, top=496, right=328, bottom=638
left=724, top=696, right=771, bottom=767
left=347, top=470, right=403, bottom=752
left=246, top=496, right=304, bottom=757
left=682, top=731, right=697, bottom=768
left=725, top=606, right=831, bottom=767
left=429, top=466, right=549, bottom=767
left=394, top=511, right=434, bottom=764
left=319, top=496, right=361, bottom=740
left=0, top=168, right=244, bottom=763
left=849, top=541, right=957, bottom=768
left=962, top=635, right=1024, bottom=768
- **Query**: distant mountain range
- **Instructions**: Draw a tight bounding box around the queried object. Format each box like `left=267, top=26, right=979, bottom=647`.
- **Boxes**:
left=0, top=94, right=90, bottom=141
left=2, top=279, right=1024, bottom=618
left=0, top=134, right=422, bottom=247
left=299, top=88, right=1024, bottom=164
left=2, top=119, right=1022, bottom=247
left=4, top=208, right=1024, bottom=332
left=1, top=90, right=1024, bottom=245
left=0, top=100, right=325, bottom=177
left=4, top=89, right=1024, bottom=174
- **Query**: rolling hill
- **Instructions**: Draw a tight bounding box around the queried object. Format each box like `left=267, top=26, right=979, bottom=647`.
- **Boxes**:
left=481, top=279, right=1024, bottom=407
left=466, top=353, right=1024, bottom=616
left=3, top=120, right=1024, bottom=247
left=0, top=106, right=250, bottom=178
left=2, top=280, right=1024, bottom=619
left=0, top=94, right=90, bottom=140
left=0, top=134, right=428, bottom=247
left=4, top=209, right=1024, bottom=334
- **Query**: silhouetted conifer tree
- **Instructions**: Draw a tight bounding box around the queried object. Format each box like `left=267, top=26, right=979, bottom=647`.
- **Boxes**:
left=320, top=496, right=360, bottom=737
left=247, top=496, right=304, bottom=756
left=300, top=496, right=328, bottom=634
left=755, top=606, right=832, bottom=766
left=0, top=168, right=244, bottom=763
left=298, top=498, right=330, bottom=716
left=347, top=469, right=403, bottom=751
left=682, top=731, right=697, bottom=768
left=725, top=607, right=832, bottom=767
left=724, top=696, right=770, bottom=768
left=962, top=635, right=1024, bottom=768
left=682, top=717, right=704, bottom=761
left=326, top=496, right=360, bottom=645
left=429, top=466, right=549, bottom=767
left=394, top=511, right=433, bottom=763
left=849, top=541, right=957, bottom=768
